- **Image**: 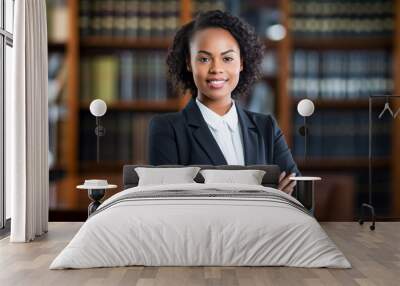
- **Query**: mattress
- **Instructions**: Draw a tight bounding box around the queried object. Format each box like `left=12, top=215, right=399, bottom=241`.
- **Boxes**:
left=50, top=183, right=351, bottom=269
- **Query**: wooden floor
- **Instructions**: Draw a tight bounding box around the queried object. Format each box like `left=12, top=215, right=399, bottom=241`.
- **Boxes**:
left=0, top=222, right=399, bottom=286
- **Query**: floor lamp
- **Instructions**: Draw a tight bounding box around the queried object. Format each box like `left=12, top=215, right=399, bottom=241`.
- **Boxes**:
left=359, top=95, right=400, bottom=231
left=89, top=99, right=107, bottom=163
left=77, top=99, right=114, bottom=217
left=297, top=99, right=315, bottom=159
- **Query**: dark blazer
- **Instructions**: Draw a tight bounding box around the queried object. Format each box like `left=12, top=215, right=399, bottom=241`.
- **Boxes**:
left=148, top=98, right=300, bottom=175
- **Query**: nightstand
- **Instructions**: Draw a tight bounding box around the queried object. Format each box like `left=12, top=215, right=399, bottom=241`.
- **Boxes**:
left=77, top=180, right=117, bottom=217
left=289, top=176, right=321, bottom=215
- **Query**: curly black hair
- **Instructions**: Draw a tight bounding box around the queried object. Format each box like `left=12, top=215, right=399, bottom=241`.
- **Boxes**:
left=166, top=10, right=265, bottom=99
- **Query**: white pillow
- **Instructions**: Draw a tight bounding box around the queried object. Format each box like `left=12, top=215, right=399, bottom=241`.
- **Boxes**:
left=200, top=169, right=266, bottom=185
left=135, top=167, right=201, bottom=186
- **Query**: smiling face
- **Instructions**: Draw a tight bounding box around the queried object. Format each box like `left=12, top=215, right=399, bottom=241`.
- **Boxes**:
left=187, top=27, right=243, bottom=105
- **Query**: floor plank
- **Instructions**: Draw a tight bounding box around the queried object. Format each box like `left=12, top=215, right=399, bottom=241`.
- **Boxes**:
left=0, top=222, right=399, bottom=286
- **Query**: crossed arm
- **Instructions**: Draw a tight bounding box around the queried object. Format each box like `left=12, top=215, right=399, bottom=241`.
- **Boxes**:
left=279, top=171, right=297, bottom=195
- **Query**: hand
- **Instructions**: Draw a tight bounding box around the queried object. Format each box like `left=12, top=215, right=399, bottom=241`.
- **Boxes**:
left=278, top=171, right=297, bottom=195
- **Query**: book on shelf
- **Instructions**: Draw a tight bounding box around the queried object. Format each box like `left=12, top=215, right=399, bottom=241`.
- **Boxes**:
left=80, top=0, right=180, bottom=39
left=47, top=0, right=69, bottom=43
left=119, top=51, right=135, bottom=101
left=246, top=81, right=275, bottom=117
left=80, top=51, right=171, bottom=103
left=291, top=50, right=393, bottom=100
left=48, top=53, right=67, bottom=104
left=132, top=114, right=153, bottom=164
left=91, top=55, right=119, bottom=103
left=290, top=0, right=394, bottom=37
left=48, top=52, right=68, bottom=170
left=261, top=51, right=278, bottom=77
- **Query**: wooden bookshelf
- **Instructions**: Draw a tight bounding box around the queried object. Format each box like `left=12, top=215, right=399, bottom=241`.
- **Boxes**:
left=65, top=0, right=79, bottom=176
left=49, top=0, right=400, bottom=220
left=285, top=0, right=400, bottom=218
left=55, top=0, right=286, bottom=182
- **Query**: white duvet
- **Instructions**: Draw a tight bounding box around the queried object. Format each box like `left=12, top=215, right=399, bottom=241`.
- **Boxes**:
left=50, top=183, right=351, bottom=269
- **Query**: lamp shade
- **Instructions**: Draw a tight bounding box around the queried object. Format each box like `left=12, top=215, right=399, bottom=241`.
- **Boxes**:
left=297, top=99, right=315, bottom=117
left=89, top=99, right=107, bottom=117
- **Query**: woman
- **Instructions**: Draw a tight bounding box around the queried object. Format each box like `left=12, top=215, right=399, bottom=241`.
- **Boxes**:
left=148, top=10, right=299, bottom=194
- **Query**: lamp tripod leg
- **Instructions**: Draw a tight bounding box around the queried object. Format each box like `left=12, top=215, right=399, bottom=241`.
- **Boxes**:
left=359, top=203, right=375, bottom=231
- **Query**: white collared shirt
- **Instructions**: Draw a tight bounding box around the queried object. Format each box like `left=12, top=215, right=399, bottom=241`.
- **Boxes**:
left=196, top=99, right=245, bottom=165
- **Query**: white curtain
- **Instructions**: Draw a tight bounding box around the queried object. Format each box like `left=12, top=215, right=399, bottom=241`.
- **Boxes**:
left=7, top=0, right=49, bottom=242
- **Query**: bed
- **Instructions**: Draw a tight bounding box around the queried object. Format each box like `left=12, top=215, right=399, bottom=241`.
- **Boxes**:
left=50, top=165, right=351, bottom=269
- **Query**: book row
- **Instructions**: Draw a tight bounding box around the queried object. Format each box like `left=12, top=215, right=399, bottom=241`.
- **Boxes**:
left=293, top=50, right=392, bottom=77
left=79, top=111, right=154, bottom=163
left=291, top=50, right=393, bottom=99
left=291, top=0, right=393, bottom=17
left=79, top=108, right=393, bottom=163
left=291, top=78, right=393, bottom=100
left=80, top=51, right=173, bottom=103
left=292, top=109, right=392, bottom=158
left=290, top=18, right=393, bottom=37
left=290, top=0, right=393, bottom=37
left=79, top=0, right=180, bottom=38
